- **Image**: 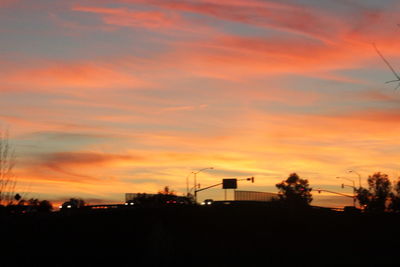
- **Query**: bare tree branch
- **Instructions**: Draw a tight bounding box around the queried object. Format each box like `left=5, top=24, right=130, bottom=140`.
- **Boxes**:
left=0, top=129, right=17, bottom=205
left=372, top=43, right=400, bottom=90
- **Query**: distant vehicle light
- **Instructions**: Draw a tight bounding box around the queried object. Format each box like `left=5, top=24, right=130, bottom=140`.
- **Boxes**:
left=204, top=199, right=214, bottom=205
left=130, top=202, right=134, bottom=205
left=67, top=205, right=72, bottom=208
left=201, top=202, right=205, bottom=205
left=59, top=205, right=62, bottom=209
left=124, top=203, right=128, bottom=205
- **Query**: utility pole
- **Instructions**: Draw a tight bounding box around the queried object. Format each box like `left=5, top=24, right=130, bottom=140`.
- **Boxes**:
left=195, top=177, right=255, bottom=202
left=348, top=170, right=362, bottom=188
left=192, top=167, right=214, bottom=203
left=185, top=172, right=192, bottom=196
left=336, top=177, right=356, bottom=208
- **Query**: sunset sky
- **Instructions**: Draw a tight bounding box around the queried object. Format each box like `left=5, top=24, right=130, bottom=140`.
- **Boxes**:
left=1, top=0, right=400, bottom=207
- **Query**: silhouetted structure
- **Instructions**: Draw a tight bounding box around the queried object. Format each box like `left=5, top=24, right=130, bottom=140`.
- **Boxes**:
left=234, top=190, right=277, bottom=201
left=125, top=192, right=194, bottom=207
left=59, top=198, right=86, bottom=210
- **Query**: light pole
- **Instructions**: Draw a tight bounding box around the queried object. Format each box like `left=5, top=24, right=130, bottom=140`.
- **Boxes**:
left=192, top=167, right=214, bottom=203
left=348, top=170, right=361, bottom=188
left=336, top=176, right=356, bottom=207
left=185, top=172, right=193, bottom=196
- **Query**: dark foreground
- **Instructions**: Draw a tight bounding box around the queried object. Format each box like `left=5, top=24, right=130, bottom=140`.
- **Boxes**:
left=1, top=205, right=399, bottom=266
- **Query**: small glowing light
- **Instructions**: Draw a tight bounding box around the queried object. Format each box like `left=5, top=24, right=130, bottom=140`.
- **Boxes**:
left=67, top=205, right=72, bottom=208
left=201, top=202, right=205, bottom=205
left=59, top=206, right=62, bottom=209
left=130, top=202, right=134, bottom=205
left=124, top=203, right=128, bottom=205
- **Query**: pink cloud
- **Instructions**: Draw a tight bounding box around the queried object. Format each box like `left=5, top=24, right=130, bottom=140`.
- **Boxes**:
left=73, top=5, right=185, bottom=30
left=161, top=104, right=208, bottom=112
left=112, top=0, right=400, bottom=54
left=158, top=34, right=372, bottom=82
left=0, top=0, right=19, bottom=7
left=115, top=0, right=344, bottom=42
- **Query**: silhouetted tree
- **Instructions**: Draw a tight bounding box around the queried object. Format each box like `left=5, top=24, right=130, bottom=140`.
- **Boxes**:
left=276, top=173, right=312, bottom=207
left=25, top=198, right=53, bottom=212
left=38, top=200, right=53, bottom=212
left=4, top=197, right=53, bottom=214
left=14, top=193, right=21, bottom=202
left=355, top=187, right=370, bottom=209
left=0, top=130, right=17, bottom=205
left=28, top=198, right=39, bottom=206
left=356, top=172, right=391, bottom=212
left=389, top=178, right=400, bottom=212
left=158, top=186, right=176, bottom=195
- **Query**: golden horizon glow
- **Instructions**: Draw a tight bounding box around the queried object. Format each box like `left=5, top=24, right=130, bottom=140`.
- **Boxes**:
left=1, top=0, right=400, bottom=207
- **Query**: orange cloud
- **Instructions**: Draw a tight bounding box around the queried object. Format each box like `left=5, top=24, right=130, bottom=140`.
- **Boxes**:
left=19, top=151, right=145, bottom=184
left=1, top=61, right=148, bottom=93
left=161, top=104, right=208, bottom=112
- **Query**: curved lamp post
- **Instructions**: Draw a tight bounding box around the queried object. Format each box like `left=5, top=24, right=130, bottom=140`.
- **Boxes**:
left=192, top=167, right=214, bottom=203
left=347, top=170, right=362, bottom=188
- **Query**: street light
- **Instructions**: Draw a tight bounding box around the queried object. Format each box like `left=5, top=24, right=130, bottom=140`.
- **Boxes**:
left=185, top=172, right=193, bottom=196
left=336, top=176, right=356, bottom=207
left=192, top=167, right=214, bottom=203
left=347, top=170, right=361, bottom=188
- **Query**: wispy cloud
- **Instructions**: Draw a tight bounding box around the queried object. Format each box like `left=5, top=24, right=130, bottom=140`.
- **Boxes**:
left=0, top=0, right=19, bottom=7
left=0, top=60, right=149, bottom=93
left=2, top=0, right=400, bottom=206
left=72, top=5, right=183, bottom=30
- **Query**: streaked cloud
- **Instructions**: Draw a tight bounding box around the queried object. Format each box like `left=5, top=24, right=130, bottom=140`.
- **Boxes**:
left=0, top=60, right=149, bottom=93
left=1, top=0, right=400, bottom=206
left=73, top=5, right=183, bottom=30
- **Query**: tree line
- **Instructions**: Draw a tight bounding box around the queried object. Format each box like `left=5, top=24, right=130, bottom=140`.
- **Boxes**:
left=276, top=172, right=400, bottom=213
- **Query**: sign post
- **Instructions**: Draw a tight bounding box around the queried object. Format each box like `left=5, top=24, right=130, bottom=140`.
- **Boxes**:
left=194, top=177, right=254, bottom=202
left=222, top=178, right=237, bottom=200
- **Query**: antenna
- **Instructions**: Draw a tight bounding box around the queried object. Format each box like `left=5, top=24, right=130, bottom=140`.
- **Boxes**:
left=372, top=43, right=400, bottom=90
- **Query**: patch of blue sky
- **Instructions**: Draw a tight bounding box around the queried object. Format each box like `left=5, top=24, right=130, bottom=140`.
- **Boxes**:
left=14, top=131, right=113, bottom=153
left=0, top=10, right=171, bottom=61
left=288, top=0, right=398, bottom=11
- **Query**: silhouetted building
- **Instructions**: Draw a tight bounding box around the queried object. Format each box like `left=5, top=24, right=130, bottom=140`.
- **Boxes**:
left=125, top=193, right=193, bottom=206
left=234, top=190, right=277, bottom=202
left=125, top=193, right=157, bottom=202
